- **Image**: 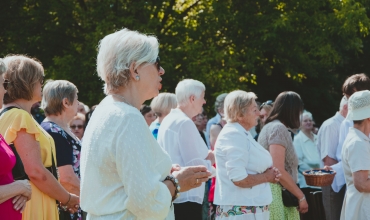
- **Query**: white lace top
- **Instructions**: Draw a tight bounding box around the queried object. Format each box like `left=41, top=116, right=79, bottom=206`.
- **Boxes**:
left=80, top=96, right=174, bottom=220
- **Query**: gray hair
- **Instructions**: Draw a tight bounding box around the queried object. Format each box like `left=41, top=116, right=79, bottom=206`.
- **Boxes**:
left=214, top=93, right=228, bottom=113
left=175, top=79, right=205, bottom=106
left=224, top=90, right=257, bottom=123
left=339, top=96, right=348, bottom=111
left=41, top=80, right=78, bottom=116
left=301, top=111, right=313, bottom=121
left=0, top=59, right=6, bottom=74
left=150, top=93, right=177, bottom=117
left=97, top=28, right=159, bottom=94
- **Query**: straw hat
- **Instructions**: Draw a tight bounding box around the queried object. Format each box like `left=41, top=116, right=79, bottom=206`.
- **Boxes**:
left=346, top=90, right=370, bottom=120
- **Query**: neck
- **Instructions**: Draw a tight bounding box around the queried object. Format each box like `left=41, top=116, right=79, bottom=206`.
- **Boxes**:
left=109, top=86, right=144, bottom=109
left=45, top=114, right=72, bottom=130
left=354, top=120, right=370, bottom=137
left=4, top=100, right=35, bottom=114
left=178, top=105, right=197, bottom=118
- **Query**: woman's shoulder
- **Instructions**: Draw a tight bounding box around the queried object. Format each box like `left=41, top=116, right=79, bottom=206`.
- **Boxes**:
left=41, top=121, right=68, bottom=139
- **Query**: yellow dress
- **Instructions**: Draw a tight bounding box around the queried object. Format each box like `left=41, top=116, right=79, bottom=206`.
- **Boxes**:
left=0, top=108, right=59, bottom=220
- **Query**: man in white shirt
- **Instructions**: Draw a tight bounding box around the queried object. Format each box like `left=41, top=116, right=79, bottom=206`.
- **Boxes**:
left=205, top=93, right=227, bottom=148
left=316, top=96, right=347, bottom=220
left=158, top=79, right=215, bottom=220
left=322, top=73, right=370, bottom=220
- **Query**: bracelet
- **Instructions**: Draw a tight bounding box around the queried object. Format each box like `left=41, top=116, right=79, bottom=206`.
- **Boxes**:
left=164, top=175, right=181, bottom=201
left=299, top=196, right=306, bottom=203
left=64, top=193, right=71, bottom=205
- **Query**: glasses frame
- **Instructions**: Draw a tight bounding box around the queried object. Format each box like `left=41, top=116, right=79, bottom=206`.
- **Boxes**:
left=70, top=125, right=84, bottom=130
left=155, top=56, right=160, bottom=71
left=259, top=100, right=274, bottom=110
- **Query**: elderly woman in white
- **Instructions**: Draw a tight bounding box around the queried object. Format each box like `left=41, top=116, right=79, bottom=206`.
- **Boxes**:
left=157, top=79, right=215, bottom=220
left=80, top=29, right=211, bottom=220
left=340, top=90, right=370, bottom=220
left=214, top=90, right=281, bottom=220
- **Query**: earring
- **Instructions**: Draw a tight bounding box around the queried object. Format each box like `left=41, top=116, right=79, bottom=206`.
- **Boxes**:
left=135, top=75, right=140, bottom=81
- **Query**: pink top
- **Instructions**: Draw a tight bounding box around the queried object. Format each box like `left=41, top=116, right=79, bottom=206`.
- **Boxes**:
left=0, top=134, right=21, bottom=220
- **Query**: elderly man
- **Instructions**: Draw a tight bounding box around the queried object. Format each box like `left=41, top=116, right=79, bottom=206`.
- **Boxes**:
left=316, top=96, right=347, bottom=220
left=325, top=73, right=370, bottom=220
left=205, top=93, right=227, bottom=148
left=158, top=79, right=214, bottom=220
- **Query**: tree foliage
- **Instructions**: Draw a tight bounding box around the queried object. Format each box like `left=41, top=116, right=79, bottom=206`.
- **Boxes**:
left=1, top=0, right=370, bottom=124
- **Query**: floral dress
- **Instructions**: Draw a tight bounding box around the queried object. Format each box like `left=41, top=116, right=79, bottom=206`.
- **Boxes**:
left=41, top=121, right=82, bottom=220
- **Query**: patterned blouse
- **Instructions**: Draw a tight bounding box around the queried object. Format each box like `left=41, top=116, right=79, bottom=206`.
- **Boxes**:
left=41, top=121, right=82, bottom=220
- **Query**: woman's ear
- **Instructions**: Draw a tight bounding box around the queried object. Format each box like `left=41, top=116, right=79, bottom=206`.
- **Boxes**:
left=62, top=97, right=70, bottom=107
left=129, top=62, right=137, bottom=80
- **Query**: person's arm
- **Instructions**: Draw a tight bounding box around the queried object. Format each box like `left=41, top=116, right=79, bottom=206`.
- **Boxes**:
left=59, top=166, right=80, bottom=196
left=209, top=124, right=222, bottom=150
left=233, top=168, right=278, bottom=188
left=323, top=156, right=338, bottom=166
left=353, top=170, right=370, bottom=193
left=14, top=129, right=79, bottom=212
left=48, top=132, right=80, bottom=196
left=270, top=144, right=308, bottom=213
left=317, top=124, right=339, bottom=166
left=0, top=180, right=31, bottom=204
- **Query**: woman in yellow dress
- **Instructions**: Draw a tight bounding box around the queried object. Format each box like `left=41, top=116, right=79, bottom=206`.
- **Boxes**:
left=0, top=55, right=79, bottom=220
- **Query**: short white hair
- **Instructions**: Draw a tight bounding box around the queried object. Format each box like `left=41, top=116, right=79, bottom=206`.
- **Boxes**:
left=175, top=79, right=205, bottom=106
left=339, top=96, right=348, bottom=111
left=224, top=90, right=257, bottom=123
left=150, top=93, right=177, bottom=117
left=301, top=110, right=313, bottom=121
left=97, top=28, right=159, bottom=94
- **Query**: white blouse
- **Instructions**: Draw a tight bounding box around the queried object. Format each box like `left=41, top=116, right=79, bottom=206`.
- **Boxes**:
left=80, top=96, right=174, bottom=220
left=293, top=131, right=320, bottom=188
left=341, top=127, right=370, bottom=220
left=214, top=122, right=273, bottom=206
left=157, top=108, right=212, bottom=204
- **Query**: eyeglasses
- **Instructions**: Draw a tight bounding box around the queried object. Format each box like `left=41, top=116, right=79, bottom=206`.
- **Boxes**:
left=3, top=79, right=9, bottom=90
left=155, top=56, right=160, bottom=71
left=40, top=76, right=45, bottom=85
left=260, top=100, right=274, bottom=110
left=70, top=125, right=84, bottom=130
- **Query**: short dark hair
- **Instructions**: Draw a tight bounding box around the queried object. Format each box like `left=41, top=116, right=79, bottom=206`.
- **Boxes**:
left=342, top=73, right=370, bottom=97
left=140, top=105, right=152, bottom=116
left=265, top=91, right=304, bottom=129
left=353, top=119, right=365, bottom=125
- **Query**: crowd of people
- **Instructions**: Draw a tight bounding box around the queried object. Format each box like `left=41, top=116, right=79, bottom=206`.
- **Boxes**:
left=1, top=28, right=370, bottom=220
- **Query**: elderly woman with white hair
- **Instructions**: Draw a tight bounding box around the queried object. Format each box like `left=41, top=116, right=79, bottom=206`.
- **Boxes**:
left=214, top=90, right=280, bottom=220
left=149, top=92, right=177, bottom=139
left=157, top=79, right=215, bottom=220
left=40, top=80, right=82, bottom=220
left=293, top=111, right=321, bottom=220
left=80, top=29, right=211, bottom=220
left=340, top=90, right=370, bottom=219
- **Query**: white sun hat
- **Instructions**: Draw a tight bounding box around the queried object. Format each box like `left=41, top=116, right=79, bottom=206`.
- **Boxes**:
left=346, top=90, right=370, bottom=121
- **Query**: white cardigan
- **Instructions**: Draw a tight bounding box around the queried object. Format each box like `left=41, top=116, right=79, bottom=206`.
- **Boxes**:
left=214, top=122, right=273, bottom=206
left=80, top=96, right=174, bottom=220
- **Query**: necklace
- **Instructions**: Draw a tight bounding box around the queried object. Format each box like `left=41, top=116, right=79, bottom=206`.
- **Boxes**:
left=110, top=93, right=134, bottom=107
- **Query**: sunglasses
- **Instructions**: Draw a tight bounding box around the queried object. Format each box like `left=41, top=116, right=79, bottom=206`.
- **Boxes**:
left=260, top=100, right=274, bottom=110
left=155, top=56, right=160, bottom=71
left=70, top=125, right=84, bottom=130
left=3, top=79, right=9, bottom=90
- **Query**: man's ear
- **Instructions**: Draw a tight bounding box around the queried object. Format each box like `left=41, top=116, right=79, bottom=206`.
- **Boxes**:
left=189, top=95, right=195, bottom=103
